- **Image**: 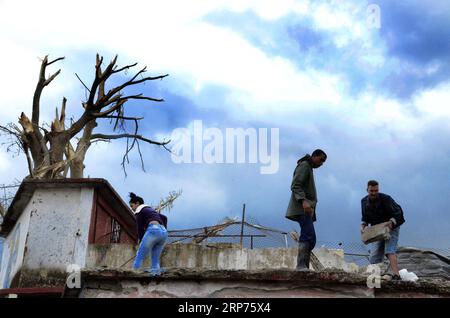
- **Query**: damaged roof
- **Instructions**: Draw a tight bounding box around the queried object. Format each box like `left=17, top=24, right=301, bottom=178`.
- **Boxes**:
left=66, top=268, right=450, bottom=298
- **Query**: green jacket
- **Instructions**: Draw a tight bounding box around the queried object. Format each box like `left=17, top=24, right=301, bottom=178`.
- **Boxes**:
left=285, top=160, right=318, bottom=222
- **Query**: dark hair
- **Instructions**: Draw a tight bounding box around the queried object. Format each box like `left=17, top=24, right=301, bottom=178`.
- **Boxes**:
left=129, top=192, right=144, bottom=205
left=311, top=149, right=327, bottom=160
left=297, top=149, right=328, bottom=164
left=367, top=180, right=379, bottom=187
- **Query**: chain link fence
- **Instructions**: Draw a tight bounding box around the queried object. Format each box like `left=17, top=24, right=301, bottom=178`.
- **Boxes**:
left=167, top=215, right=450, bottom=267
left=168, top=220, right=291, bottom=249
left=315, top=240, right=371, bottom=266
left=0, top=183, right=20, bottom=221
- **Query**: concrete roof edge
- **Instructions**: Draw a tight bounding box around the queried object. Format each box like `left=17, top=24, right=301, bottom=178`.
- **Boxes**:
left=78, top=268, right=450, bottom=295
left=0, top=178, right=131, bottom=237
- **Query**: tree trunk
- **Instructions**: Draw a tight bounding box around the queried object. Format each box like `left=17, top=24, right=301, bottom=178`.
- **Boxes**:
left=70, top=160, right=85, bottom=178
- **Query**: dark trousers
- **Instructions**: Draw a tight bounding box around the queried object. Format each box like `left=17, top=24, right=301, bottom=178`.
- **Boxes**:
left=297, top=214, right=316, bottom=250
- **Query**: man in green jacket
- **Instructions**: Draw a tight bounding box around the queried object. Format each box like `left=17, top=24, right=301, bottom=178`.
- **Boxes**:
left=286, top=149, right=327, bottom=270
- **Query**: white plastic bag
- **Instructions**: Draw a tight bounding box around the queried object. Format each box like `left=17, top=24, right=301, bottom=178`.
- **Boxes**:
left=399, top=269, right=419, bottom=282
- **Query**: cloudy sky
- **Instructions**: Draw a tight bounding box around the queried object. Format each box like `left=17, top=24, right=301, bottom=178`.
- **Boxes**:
left=1, top=0, right=449, bottom=249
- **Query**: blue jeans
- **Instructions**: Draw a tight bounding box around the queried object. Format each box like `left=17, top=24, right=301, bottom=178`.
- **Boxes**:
left=133, top=224, right=168, bottom=275
left=297, top=214, right=316, bottom=250
left=369, top=227, right=400, bottom=264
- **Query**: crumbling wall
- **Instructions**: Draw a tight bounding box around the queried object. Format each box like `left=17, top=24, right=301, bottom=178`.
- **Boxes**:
left=86, top=243, right=357, bottom=272
left=162, top=243, right=248, bottom=270
left=22, top=188, right=93, bottom=271
left=75, top=268, right=450, bottom=298
left=0, top=206, right=32, bottom=288
left=314, top=248, right=360, bottom=273
left=87, top=243, right=252, bottom=270
left=86, top=243, right=137, bottom=269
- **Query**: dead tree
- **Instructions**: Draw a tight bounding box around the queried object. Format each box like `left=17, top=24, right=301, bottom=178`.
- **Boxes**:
left=0, top=54, right=170, bottom=179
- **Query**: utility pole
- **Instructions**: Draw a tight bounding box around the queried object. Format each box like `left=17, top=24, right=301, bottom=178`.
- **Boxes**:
left=240, top=203, right=246, bottom=248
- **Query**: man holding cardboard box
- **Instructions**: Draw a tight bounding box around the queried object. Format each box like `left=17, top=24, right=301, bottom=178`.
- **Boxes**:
left=361, top=180, right=405, bottom=279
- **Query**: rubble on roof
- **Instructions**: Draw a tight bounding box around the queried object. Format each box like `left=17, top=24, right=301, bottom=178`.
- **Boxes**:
left=397, top=247, right=450, bottom=280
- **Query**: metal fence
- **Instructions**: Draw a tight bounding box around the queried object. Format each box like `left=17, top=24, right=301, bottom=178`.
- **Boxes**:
left=167, top=215, right=450, bottom=267
left=167, top=225, right=374, bottom=265
left=168, top=223, right=290, bottom=249
left=315, top=240, right=371, bottom=266
left=0, top=183, right=20, bottom=218
left=0, top=184, right=20, bottom=224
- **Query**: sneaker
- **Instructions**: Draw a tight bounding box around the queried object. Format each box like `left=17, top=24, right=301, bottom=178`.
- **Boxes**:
left=383, top=272, right=401, bottom=281
left=145, top=268, right=165, bottom=276
left=295, top=267, right=311, bottom=272
left=149, top=271, right=161, bottom=277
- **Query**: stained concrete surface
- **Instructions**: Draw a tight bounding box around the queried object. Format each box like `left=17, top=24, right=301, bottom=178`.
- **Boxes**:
left=73, top=268, right=450, bottom=298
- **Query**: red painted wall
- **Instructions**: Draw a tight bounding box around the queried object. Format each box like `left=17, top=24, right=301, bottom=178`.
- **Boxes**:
left=89, top=189, right=137, bottom=245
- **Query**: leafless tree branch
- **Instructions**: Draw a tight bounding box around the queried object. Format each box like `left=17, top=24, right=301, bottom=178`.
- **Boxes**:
left=102, top=115, right=144, bottom=121
left=112, top=62, right=138, bottom=74
left=47, top=56, right=65, bottom=66
left=90, top=133, right=170, bottom=146
left=75, top=73, right=91, bottom=93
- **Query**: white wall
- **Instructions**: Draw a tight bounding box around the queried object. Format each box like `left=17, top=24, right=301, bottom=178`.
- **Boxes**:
left=0, top=208, right=32, bottom=288
left=0, top=237, right=3, bottom=266
left=22, top=187, right=94, bottom=271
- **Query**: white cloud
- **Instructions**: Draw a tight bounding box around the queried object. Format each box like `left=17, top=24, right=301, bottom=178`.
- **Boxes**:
left=310, top=2, right=369, bottom=44
left=0, top=41, right=41, bottom=121
left=0, top=152, right=28, bottom=184
left=1, top=0, right=446, bottom=147
left=313, top=3, right=354, bottom=31
left=413, top=81, right=450, bottom=124
left=0, top=0, right=347, bottom=120
left=222, top=0, right=310, bottom=20
left=0, top=152, right=11, bottom=173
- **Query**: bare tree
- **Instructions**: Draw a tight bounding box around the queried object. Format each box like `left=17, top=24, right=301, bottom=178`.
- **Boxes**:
left=0, top=54, right=171, bottom=179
